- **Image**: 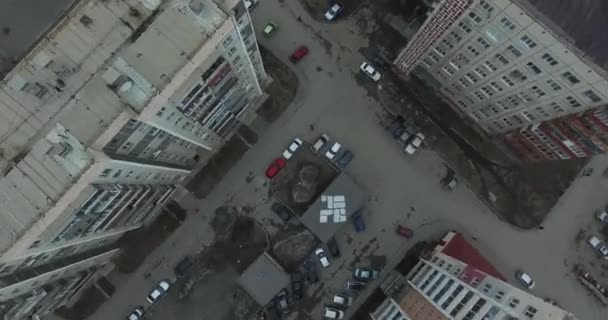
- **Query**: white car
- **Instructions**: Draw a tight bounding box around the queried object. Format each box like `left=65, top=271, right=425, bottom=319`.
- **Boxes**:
left=331, top=294, right=353, bottom=308
left=324, top=3, right=343, bottom=21
left=127, top=307, right=144, bottom=320
left=325, top=142, right=341, bottom=160
left=515, top=271, right=535, bottom=289
left=359, top=62, right=381, bottom=82
left=315, top=248, right=330, bottom=268
left=312, top=133, right=330, bottom=153
left=404, top=133, right=425, bottom=155
left=588, top=236, right=608, bottom=259
left=283, top=138, right=303, bottom=159
left=596, top=210, right=608, bottom=224
left=147, top=280, right=171, bottom=303
left=323, top=307, right=344, bottom=319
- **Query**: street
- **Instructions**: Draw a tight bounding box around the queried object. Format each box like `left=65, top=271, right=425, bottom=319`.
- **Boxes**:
left=81, top=1, right=608, bottom=320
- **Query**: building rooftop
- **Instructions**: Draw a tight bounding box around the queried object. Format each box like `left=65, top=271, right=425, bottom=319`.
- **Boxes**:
left=519, top=0, right=608, bottom=72
left=298, top=174, right=365, bottom=243
left=237, top=252, right=290, bottom=306
left=0, top=0, right=79, bottom=77
left=440, top=233, right=505, bottom=281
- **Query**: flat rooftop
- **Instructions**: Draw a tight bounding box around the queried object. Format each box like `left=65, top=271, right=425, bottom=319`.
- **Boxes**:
left=0, top=0, right=79, bottom=76
left=299, top=173, right=365, bottom=243
left=237, top=252, right=290, bottom=306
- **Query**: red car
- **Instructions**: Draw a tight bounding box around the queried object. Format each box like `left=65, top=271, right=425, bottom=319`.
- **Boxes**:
left=396, top=225, right=413, bottom=239
left=265, top=158, right=286, bottom=178
left=290, top=46, right=309, bottom=63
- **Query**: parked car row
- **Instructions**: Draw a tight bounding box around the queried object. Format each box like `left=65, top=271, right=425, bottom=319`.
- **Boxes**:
left=587, top=209, right=608, bottom=260
left=386, top=116, right=425, bottom=155
left=127, top=280, right=172, bottom=319
left=312, top=133, right=355, bottom=170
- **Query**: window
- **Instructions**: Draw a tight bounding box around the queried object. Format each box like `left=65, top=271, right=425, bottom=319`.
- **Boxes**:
left=531, top=85, right=546, bottom=97
left=434, top=47, right=447, bottom=57
left=465, top=73, right=478, bottom=83
left=467, top=45, right=480, bottom=56
left=484, top=61, right=498, bottom=72
left=500, top=17, right=516, bottom=30
left=479, top=0, right=494, bottom=14
left=501, top=75, right=515, bottom=87
left=100, top=169, right=112, bottom=178
left=495, top=53, right=509, bottom=65
left=482, top=283, right=492, bottom=293
left=526, top=62, right=542, bottom=74
left=506, top=45, right=522, bottom=57
left=112, top=169, right=123, bottom=178
left=509, top=297, right=520, bottom=308
left=549, top=101, right=565, bottom=113
left=525, top=306, right=538, bottom=318
left=521, top=35, right=537, bottom=49
left=541, top=53, right=558, bottom=66
left=442, top=38, right=454, bottom=49
left=562, top=71, right=581, bottom=84
left=494, top=290, right=505, bottom=300
left=450, top=31, right=463, bottom=43
left=583, top=89, right=603, bottom=103
left=474, top=67, right=487, bottom=78
left=509, top=69, right=527, bottom=82
left=536, top=106, right=550, bottom=117
left=442, top=66, right=455, bottom=76
left=546, top=79, right=562, bottom=91
left=481, top=87, right=493, bottom=97
left=468, top=12, right=482, bottom=24
left=566, top=96, right=582, bottom=108
left=458, top=21, right=472, bottom=33
left=489, top=81, right=503, bottom=92
left=522, top=111, right=536, bottom=121
left=477, top=37, right=490, bottom=49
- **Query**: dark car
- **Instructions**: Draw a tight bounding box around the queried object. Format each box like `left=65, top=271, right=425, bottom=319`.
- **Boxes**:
left=290, top=46, right=309, bottom=63
left=352, top=210, right=365, bottom=232
left=327, top=237, right=341, bottom=257
left=388, top=116, right=405, bottom=138
left=345, top=280, right=365, bottom=291
left=174, top=256, right=193, bottom=278
left=274, top=289, right=290, bottom=316
left=291, top=272, right=304, bottom=300
left=353, top=267, right=379, bottom=282
left=271, top=202, right=291, bottom=222
left=336, top=150, right=354, bottom=170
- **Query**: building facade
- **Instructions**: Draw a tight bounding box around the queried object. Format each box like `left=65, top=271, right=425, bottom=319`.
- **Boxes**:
left=0, top=0, right=267, bottom=318
left=394, top=0, right=608, bottom=160
left=372, top=232, right=577, bottom=320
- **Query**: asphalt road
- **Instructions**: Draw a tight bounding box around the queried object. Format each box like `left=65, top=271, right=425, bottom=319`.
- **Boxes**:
left=76, top=1, right=608, bottom=320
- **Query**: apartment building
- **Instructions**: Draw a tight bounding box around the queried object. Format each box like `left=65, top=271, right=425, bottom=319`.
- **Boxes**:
left=372, top=232, right=577, bottom=320
left=0, top=0, right=267, bottom=318
left=394, top=0, right=608, bottom=160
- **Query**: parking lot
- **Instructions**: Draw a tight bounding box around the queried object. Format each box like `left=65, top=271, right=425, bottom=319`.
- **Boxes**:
left=83, top=1, right=608, bottom=320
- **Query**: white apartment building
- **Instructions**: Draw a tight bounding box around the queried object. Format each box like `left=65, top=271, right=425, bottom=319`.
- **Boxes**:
left=0, top=0, right=267, bottom=318
left=372, top=232, right=577, bottom=320
left=394, top=0, right=608, bottom=135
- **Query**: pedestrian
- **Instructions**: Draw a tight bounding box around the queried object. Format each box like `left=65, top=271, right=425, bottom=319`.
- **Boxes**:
left=297, top=16, right=302, bottom=22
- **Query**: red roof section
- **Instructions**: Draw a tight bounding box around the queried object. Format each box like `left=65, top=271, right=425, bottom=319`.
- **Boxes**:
left=441, top=233, right=505, bottom=281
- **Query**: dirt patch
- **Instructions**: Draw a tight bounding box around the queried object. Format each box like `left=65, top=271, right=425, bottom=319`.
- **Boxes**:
left=271, top=146, right=339, bottom=216
left=54, top=285, right=107, bottom=320
left=269, top=223, right=319, bottom=272
left=299, top=0, right=364, bottom=21
left=185, top=135, right=249, bottom=198
left=112, top=210, right=181, bottom=273
left=256, top=46, right=299, bottom=122
left=237, top=124, right=259, bottom=145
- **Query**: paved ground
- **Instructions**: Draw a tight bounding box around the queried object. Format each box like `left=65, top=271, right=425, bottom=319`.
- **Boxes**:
left=71, top=1, right=608, bottom=320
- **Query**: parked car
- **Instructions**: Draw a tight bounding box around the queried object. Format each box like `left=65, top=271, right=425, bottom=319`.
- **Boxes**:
left=396, top=225, right=413, bottom=239
left=588, top=236, right=608, bottom=259
left=345, top=280, right=365, bottom=291
left=515, top=271, right=535, bottom=289
left=404, top=133, right=425, bottom=155
left=127, top=307, right=144, bottom=320
left=596, top=210, right=608, bottom=224
left=387, top=115, right=405, bottom=137
left=290, top=46, right=309, bottom=63
left=353, top=267, right=379, bottom=282
left=271, top=202, right=291, bottom=222
left=315, top=248, right=330, bottom=268
left=174, top=255, right=193, bottom=278
left=331, top=293, right=353, bottom=309
left=323, top=307, right=344, bottom=319
left=147, top=280, right=171, bottom=303
left=352, top=210, right=365, bottom=232
left=359, top=62, right=381, bottom=82
left=324, top=3, right=343, bottom=21
left=291, top=272, right=304, bottom=300
left=263, top=22, right=278, bottom=38
left=266, top=157, right=287, bottom=178
left=312, top=133, right=330, bottom=153
left=327, top=237, right=341, bottom=257
left=244, top=0, right=258, bottom=10
left=283, top=138, right=303, bottom=159
left=335, top=150, right=354, bottom=170
left=274, top=289, right=290, bottom=316
left=325, top=142, right=341, bottom=160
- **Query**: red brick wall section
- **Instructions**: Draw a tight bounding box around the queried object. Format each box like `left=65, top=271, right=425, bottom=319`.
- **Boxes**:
left=399, top=288, right=450, bottom=320
left=394, top=0, right=474, bottom=75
